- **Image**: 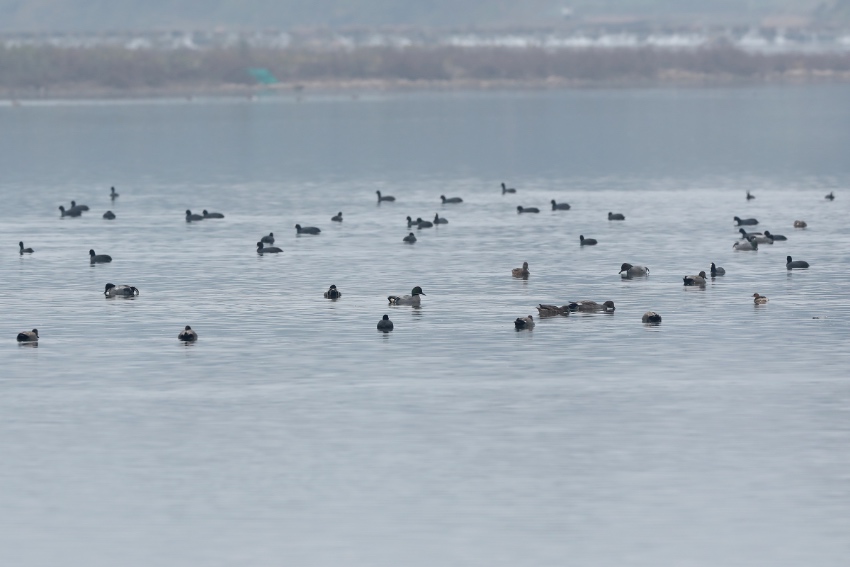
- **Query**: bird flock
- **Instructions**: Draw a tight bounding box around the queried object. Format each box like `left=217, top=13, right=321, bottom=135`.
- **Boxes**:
left=14, top=184, right=833, bottom=343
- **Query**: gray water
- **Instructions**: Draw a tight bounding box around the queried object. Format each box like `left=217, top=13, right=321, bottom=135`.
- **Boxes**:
left=1, top=86, right=849, bottom=566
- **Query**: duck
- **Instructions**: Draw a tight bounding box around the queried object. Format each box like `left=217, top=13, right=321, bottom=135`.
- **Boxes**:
left=388, top=286, right=425, bottom=306
left=551, top=200, right=571, bottom=211
left=763, top=230, right=787, bottom=241
left=403, top=232, right=417, bottom=244
left=511, top=262, right=530, bottom=278
left=753, top=293, right=768, bottom=305
left=710, top=262, right=725, bottom=276
left=537, top=304, right=569, bottom=317
left=440, top=195, right=463, bottom=204
left=517, top=206, right=540, bottom=214
left=16, top=328, right=39, bottom=342
left=406, top=216, right=418, bottom=228
left=324, top=285, right=341, bottom=299
left=683, top=271, right=707, bottom=286
left=619, top=263, right=649, bottom=277
left=89, top=249, right=112, bottom=263
left=257, top=241, right=282, bottom=254
left=579, top=235, right=597, bottom=246
left=104, top=283, right=139, bottom=297
left=501, top=182, right=517, bottom=194
left=433, top=213, right=448, bottom=224
left=376, top=190, right=395, bottom=202
left=642, top=312, right=662, bottom=324
left=377, top=314, right=394, bottom=332
left=70, top=200, right=89, bottom=212
left=416, top=217, right=433, bottom=229
left=793, top=220, right=807, bottom=228
left=514, top=315, right=535, bottom=330
left=261, top=232, right=275, bottom=244
left=295, top=224, right=321, bottom=235
left=331, top=212, right=343, bottom=222
left=110, top=187, right=119, bottom=199
left=786, top=256, right=809, bottom=269
left=746, top=191, right=755, bottom=200
left=738, top=229, right=771, bottom=244
left=19, top=241, right=33, bottom=254
left=103, top=210, right=116, bottom=220
left=825, top=192, right=835, bottom=201
left=569, top=300, right=615, bottom=312
left=59, top=205, right=82, bottom=218
left=178, top=325, right=198, bottom=342
left=733, top=239, right=758, bottom=251
left=734, top=216, right=759, bottom=226
left=203, top=210, right=225, bottom=219
left=608, top=212, right=625, bottom=221
left=185, top=209, right=204, bottom=222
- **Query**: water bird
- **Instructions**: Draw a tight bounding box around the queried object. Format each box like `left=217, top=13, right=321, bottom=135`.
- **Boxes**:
left=440, top=195, right=463, bottom=204
left=178, top=326, right=198, bottom=342
left=579, top=235, right=597, bottom=246
left=514, top=315, right=535, bottom=330
left=203, top=210, right=225, bottom=219
left=70, top=201, right=89, bottom=212
left=753, top=293, right=769, bottom=305
left=710, top=263, right=725, bottom=276
left=825, top=192, right=835, bottom=200
left=257, top=241, right=282, bottom=254
left=619, top=263, right=649, bottom=277
left=501, top=182, right=516, bottom=194
left=733, top=239, right=758, bottom=251
left=683, top=271, right=707, bottom=286
left=324, top=285, right=341, bottom=299
left=537, top=304, right=569, bottom=317
left=17, top=329, right=38, bottom=342
left=739, top=229, right=771, bottom=244
left=185, top=210, right=204, bottom=222
left=763, top=230, right=787, bottom=241
left=406, top=216, right=418, bottom=228
left=89, top=249, right=112, bottom=263
left=608, top=212, right=625, bottom=221
left=511, top=262, right=530, bottom=278
left=517, top=206, right=539, bottom=214
left=104, top=283, right=139, bottom=297
left=433, top=213, right=448, bottom=224
left=110, top=187, right=119, bottom=199
left=551, top=200, right=571, bottom=210
left=19, top=241, right=33, bottom=254
left=746, top=191, right=755, bottom=200
left=59, top=205, right=81, bottom=218
left=415, top=217, right=432, bottom=229
left=377, top=315, right=394, bottom=332
left=786, top=256, right=809, bottom=269
left=642, top=312, right=662, bottom=324
left=103, top=211, right=116, bottom=220
left=734, top=216, right=759, bottom=226
left=794, top=220, right=807, bottom=228
left=295, top=224, right=321, bottom=235
left=569, top=300, right=615, bottom=312
left=376, top=190, right=395, bottom=202
left=331, top=212, right=343, bottom=222
left=388, top=286, right=425, bottom=306
left=403, top=232, right=417, bottom=244
left=261, top=232, right=275, bottom=244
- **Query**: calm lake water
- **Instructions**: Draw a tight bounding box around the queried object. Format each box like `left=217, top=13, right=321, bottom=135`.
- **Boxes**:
left=1, top=86, right=849, bottom=566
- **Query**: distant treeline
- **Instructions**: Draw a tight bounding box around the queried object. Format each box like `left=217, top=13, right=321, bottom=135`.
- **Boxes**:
left=2, top=45, right=850, bottom=94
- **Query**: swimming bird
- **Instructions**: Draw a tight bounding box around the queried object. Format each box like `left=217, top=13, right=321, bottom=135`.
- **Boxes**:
left=295, top=224, right=321, bottom=235
left=110, top=187, right=119, bottom=199
left=261, top=232, right=275, bottom=244
left=517, top=206, right=539, bottom=213
left=185, top=210, right=204, bottom=222
left=793, top=220, right=807, bottom=228
left=433, top=213, right=448, bottom=224
left=826, top=192, right=835, bottom=200
left=514, top=315, right=535, bottom=330
left=537, top=304, right=569, bottom=317
left=710, top=262, right=725, bottom=276
left=203, top=210, right=225, bottom=219
left=178, top=325, right=198, bottom=342
left=376, top=190, right=395, bottom=202
left=388, top=286, right=425, bottom=306
left=786, top=256, right=809, bottom=269
left=733, top=239, right=758, bottom=251
left=406, top=216, right=418, bottom=228
left=734, top=216, right=759, bottom=226
left=619, top=263, right=649, bottom=277
left=16, top=329, right=38, bottom=342
left=377, top=315, right=394, bottom=332
left=739, top=229, right=771, bottom=244
left=511, top=262, right=530, bottom=278
left=89, top=249, right=112, bottom=263
left=104, top=283, right=139, bottom=297
left=19, top=241, right=33, bottom=254
left=501, top=182, right=516, bottom=194
left=440, top=195, right=463, bottom=204
left=580, top=235, right=597, bottom=246
left=753, top=293, right=768, bottom=305
left=569, top=300, right=616, bottom=312
left=642, top=312, right=662, bottom=324
left=103, top=210, right=116, bottom=220
left=70, top=200, right=89, bottom=212
left=763, top=230, right=787, bottom=241
left=257, top=241, right=282, bottom=254
left=324, top=285, right=341, bottom=299
left=608, top=212, right=625, bottom=221
left=331, top=212, right=343, bottom=222
left=416, top=217, right=433, bottom=229
left=551, top=200, right=571, bottom=210
left=683, top=271, right=707, bottom=286
left=403, top=232, right=417, bottom=244
left=59, top=205, right=81, bottom=218
left=746, top=191, right=755, bottom=200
